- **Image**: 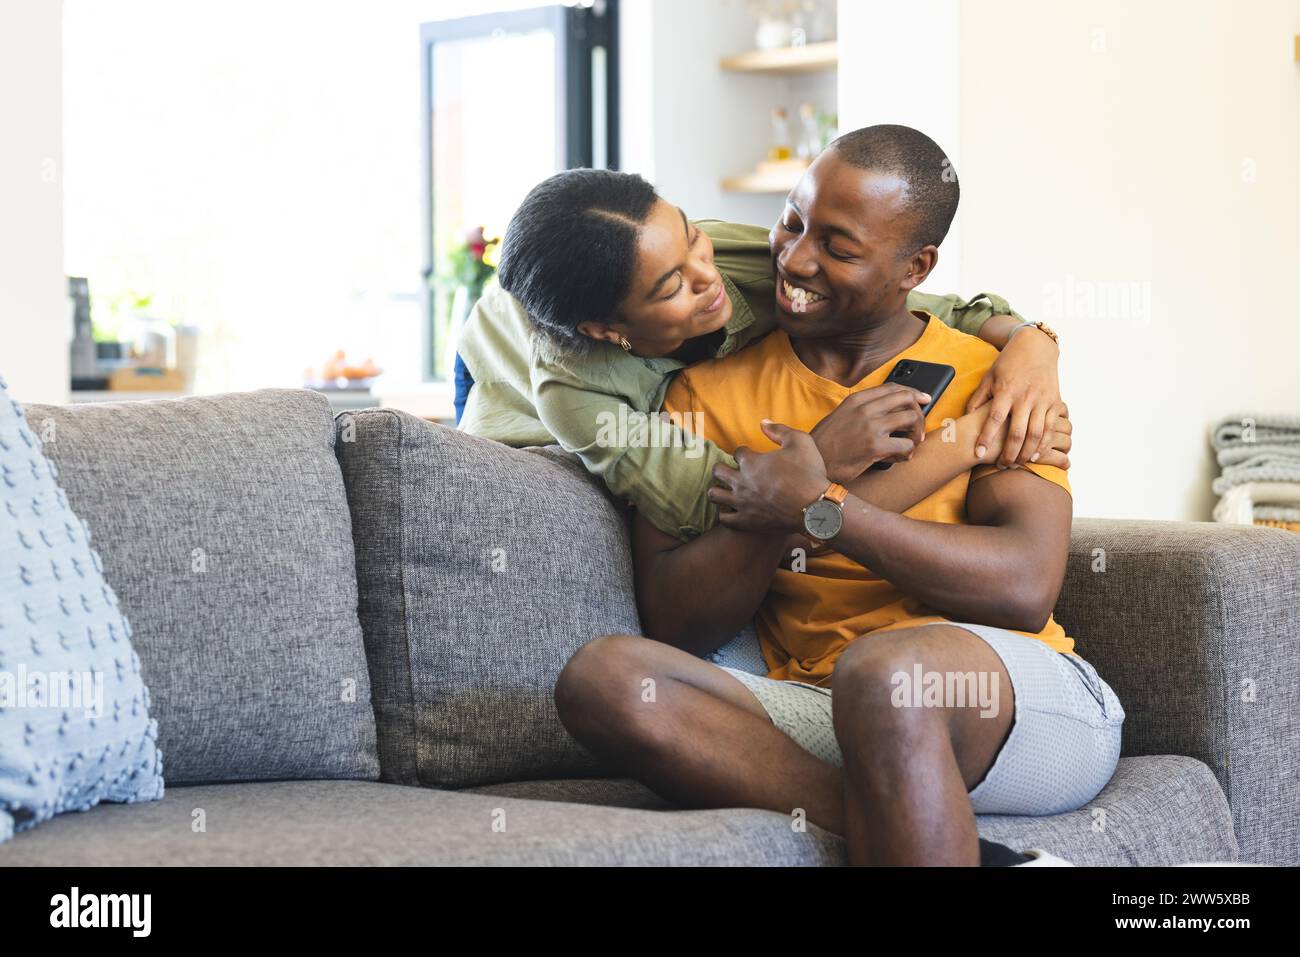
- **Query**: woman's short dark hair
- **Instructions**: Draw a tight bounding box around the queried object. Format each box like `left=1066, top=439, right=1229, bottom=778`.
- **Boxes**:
left=496, top=168, right=659, bottom=354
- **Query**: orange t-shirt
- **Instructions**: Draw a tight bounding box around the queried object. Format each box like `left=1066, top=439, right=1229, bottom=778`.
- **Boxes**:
left=662, top=313, right=1076, bottom=685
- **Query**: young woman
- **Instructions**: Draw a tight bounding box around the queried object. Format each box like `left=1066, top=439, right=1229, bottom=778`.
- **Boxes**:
left=456, top=167, right=1068, bottom=537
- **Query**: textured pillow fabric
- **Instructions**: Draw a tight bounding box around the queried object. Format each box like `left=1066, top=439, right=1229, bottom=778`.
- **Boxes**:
left=0, top=377, right=164, bottom=842
left=24, top=389, right=379, bottom=785
left=336, top=411, right=642, bottom=788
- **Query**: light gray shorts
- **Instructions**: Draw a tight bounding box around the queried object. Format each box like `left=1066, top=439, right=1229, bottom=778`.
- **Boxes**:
left=708, top=622, right=1125, bottom=817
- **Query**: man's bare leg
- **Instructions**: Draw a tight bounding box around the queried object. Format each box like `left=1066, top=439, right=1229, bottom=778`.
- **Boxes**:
left=555, top=633, right=845, bottom=833
left=830, top=624, right=1016, bottom=866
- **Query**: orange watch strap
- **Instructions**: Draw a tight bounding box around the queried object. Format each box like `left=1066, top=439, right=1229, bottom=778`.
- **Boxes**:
left=824, top=482, right=848, bottom=505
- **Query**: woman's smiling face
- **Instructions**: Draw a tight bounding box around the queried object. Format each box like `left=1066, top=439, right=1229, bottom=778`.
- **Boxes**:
left=578, top=198, right=732, bottom=354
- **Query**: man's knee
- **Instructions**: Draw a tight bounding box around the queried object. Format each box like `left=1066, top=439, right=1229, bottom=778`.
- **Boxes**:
left=831, top=626, right=974, bottom=729
left=554, top=633, right=687, bottom=756
left=554, top=633, right=645, bottom=727
left=834, top=626, right=946, bottom=690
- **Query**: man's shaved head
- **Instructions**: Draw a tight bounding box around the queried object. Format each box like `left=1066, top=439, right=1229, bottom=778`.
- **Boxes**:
left=829, top=124, right=960, bottom=252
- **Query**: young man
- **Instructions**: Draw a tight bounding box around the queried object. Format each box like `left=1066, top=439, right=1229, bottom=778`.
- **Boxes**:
left=553, top=125, right=1125, bottom=867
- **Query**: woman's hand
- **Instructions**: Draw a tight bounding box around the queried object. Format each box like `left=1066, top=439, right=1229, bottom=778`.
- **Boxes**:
left=809, top=383, right=931, bottom=483
left=708, top=420, right=830, bottom=535
left=964, top=400, right=1072, bottom=471
left=966, top=325, right=1062, bottom=468
left=1034, top=403, right=1071, bottom=470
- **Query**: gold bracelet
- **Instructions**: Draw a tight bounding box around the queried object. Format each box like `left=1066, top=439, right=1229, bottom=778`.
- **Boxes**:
left=1009, top=320, right=1060, bottom=346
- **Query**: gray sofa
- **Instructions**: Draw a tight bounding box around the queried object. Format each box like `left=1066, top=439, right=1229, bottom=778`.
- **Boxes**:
left=2, top=388, right=1296, bottom=866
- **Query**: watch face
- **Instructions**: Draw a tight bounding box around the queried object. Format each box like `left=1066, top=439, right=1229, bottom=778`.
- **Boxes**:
left=803, top=499, right=843, bottom=540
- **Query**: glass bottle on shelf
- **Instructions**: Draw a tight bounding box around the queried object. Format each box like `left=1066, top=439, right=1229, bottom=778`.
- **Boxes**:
left=804, top=0, right=835, bottom=43
left=768, top=106, right=793, bottom=162
left=789, top=0, right=808, bottom=47
left=797, top=103, right=821, bottom=160
left=818, top=111, right=839, bottom=151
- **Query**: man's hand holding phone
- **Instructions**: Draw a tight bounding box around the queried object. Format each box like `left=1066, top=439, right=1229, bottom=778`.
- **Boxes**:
left=808, top=383, right=931, bottom=483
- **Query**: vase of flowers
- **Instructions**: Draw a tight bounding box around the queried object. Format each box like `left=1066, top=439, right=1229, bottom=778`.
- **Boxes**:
left=433, top=226, right=500, bottom=379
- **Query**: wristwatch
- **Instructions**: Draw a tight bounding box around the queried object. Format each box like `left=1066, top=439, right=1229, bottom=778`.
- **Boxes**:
left=802, top=482, right=849, bottom=542
left=1008, top=319, right=1060, bottom=346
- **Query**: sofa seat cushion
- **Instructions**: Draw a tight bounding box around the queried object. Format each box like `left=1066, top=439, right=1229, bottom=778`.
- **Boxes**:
left=468, top=776, right=675, bottom=810
left=0, top=755, right=1235, bottom=866
left=467, top=755, right=1239, bottom=865
left=974, top=755, right=1237, bottom=865
left=0, top=779, right=839, bottom=866
left=25, top=390, right=379, bottom=785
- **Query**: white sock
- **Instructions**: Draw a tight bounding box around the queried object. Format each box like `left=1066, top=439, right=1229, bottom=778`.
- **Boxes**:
left=1015, top=848, right=1076, bottom=867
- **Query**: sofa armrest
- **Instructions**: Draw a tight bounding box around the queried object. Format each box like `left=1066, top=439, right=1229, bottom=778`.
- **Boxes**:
left=1053, top=517, right=1300, bottom=865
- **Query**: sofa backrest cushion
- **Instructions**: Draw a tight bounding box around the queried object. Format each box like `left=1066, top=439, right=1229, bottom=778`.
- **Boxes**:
left=24, top=390, right=380, bottom=785
left=0, top=377, right=165, bottom=842
left=336, top=411, right=641, bottom=788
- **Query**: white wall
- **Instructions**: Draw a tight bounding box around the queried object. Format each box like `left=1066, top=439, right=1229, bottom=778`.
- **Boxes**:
left=838, top=0, right=963, bottom=294
left=624, top=0, right=836, bottom=228
left=0, top=0, right=67, bottom=405
left=838, top=0, right=1300, bottom=520
left=960, top=0, right=1300, bottom=520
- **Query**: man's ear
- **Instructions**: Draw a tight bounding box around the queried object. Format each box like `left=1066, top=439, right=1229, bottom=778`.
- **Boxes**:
left=901, top=245, right=940, bottom=292
left=576, top=320, right=624, bottom=345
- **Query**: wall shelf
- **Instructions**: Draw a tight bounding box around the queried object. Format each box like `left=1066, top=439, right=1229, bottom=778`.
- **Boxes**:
left=721, top=166, right=806, bottom=194
left=719, top=41, right=838, bottom=75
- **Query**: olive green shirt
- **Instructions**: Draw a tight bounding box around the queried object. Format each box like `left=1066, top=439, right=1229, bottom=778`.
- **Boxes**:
left=458, top=220, right=1022, bottom=540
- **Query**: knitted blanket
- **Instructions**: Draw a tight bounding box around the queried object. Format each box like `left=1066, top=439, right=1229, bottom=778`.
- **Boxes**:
left=1211, top=446, right=1300, bottom=495
left=1213, top=483, right=1300, bottom=523
left=1211, top=415, right=1300, bottom=523
left=1212, top=414, right=1300, bottom=450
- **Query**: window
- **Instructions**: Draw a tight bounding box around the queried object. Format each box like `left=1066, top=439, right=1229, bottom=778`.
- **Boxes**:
left=62, top=0, right=617, bottom=395
left=421, top=1, right=619, bottom=379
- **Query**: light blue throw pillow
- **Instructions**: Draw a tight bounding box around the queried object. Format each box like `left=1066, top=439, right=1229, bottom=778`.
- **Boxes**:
left=0, top=376, right=164, bottom=842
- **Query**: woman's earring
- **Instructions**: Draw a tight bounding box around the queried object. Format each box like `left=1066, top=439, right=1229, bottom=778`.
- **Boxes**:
left=618, top=336, right=632, bottom=352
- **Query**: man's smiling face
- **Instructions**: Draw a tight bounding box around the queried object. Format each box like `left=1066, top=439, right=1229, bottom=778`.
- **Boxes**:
left=768, top=149, right=927, bottom=340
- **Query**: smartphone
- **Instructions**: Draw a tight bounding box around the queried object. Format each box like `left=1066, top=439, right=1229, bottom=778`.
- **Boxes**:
left=867, top=359, right=956, bottom=471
